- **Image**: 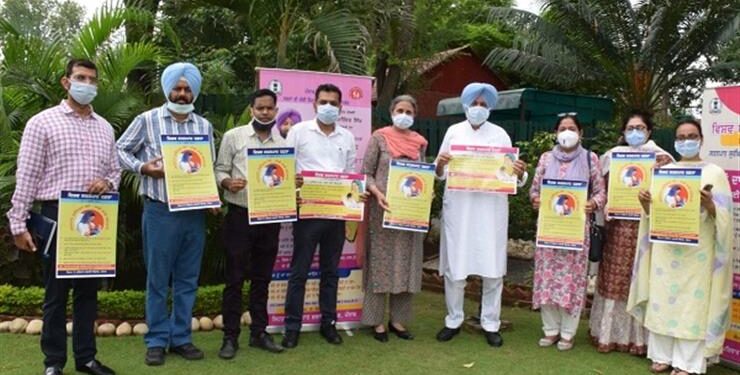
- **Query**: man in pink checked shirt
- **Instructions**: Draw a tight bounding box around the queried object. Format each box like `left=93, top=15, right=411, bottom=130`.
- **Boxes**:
left=6, top=59, right=120, bottom=375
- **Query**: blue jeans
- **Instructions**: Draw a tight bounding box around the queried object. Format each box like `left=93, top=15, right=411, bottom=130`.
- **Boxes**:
left=142, top=200, right=205, bottom=349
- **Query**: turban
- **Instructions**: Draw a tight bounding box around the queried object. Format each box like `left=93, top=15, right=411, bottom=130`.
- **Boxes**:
left=461, top=82, right=498, bottom=109
left=276, top=109, right=302, bottom=127
left=161, top=62, right=202, bottom=100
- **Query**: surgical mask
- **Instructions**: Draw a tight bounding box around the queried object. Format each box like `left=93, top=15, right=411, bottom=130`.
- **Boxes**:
left=166, top=101, right=194, bottom=115
left=252, top=117, right=276, bottom=132
left=674, top=139, right=701, bottom=158
left=625, top=129, right=647, bottom=147
left=466, top=106, right=489, bottom=126
left=392, top=114, right=414, bottom=129
left=557, top=130, right=580, bottom=149
left=316, top=104, right=340, bottom=124
left=69, top=81, right=97, bottom=105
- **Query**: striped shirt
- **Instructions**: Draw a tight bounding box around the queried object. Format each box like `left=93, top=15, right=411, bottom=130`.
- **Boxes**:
left=116, top=105, right=214, bottom=203
left=6, top=100, right=121, bottom=235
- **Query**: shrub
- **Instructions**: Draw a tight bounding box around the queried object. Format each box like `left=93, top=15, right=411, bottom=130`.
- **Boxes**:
left=0, top=283, right=249, bottom=320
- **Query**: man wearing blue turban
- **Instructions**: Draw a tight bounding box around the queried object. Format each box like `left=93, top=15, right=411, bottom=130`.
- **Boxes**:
left=433, top=82, right=528, bottom=347
left=117, top=62, right=216, bottom=366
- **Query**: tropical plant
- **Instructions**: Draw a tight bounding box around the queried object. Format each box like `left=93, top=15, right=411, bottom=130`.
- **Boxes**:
left=484, top=0, right=740, bottom=117
left=188, top=0, right=369, bottom=75
left=0, top=3, right=162, bottom=286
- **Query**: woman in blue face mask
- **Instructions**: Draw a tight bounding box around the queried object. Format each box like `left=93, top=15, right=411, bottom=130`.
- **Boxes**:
left=590, top=110, right=674, bottom=356
left=629, top=119, right=733, bottom=375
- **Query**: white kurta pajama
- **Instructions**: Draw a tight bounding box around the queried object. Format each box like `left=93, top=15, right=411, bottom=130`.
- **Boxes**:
left=436, top=121, right=527, bottom=332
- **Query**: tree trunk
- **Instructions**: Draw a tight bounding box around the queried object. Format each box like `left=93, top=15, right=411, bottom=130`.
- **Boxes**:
left=374, top=0, right=415, bottom=113
left=377, top=64, right=402, bottom=112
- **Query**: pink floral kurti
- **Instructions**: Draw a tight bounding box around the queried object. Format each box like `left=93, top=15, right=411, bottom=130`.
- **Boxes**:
left=530, top=151, right=606, bottom=316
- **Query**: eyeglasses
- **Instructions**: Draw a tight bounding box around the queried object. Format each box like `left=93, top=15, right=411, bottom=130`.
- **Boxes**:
left=675, top=134, right=702, bottom=141
left=557, top=112, right=577, bottom=117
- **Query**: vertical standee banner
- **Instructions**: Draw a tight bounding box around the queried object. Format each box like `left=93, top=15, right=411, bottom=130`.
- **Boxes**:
left=701, top=85, right=740, bottom=368
left=257, top=68, right=372, bottom=332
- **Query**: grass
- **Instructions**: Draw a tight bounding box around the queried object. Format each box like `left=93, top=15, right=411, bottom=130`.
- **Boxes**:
left=0, top=291, right=736, bottom=375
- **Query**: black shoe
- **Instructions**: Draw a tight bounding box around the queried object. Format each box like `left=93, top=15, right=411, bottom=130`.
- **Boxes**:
left=218, top=339, right=238, bottom=360
left=484, top=331, right=504, bottom=347
left=436, top=327, right=460, bottom=342
left=169, top=343, right=204, bottom=360
left=320, top=325, right=343, bottom=345
left=75, top=360, right=115, bottom=375
left=389, top=321, right=414, bottom=340
left=44, top=366, right=63, bottom=375
left=281, top=330, right=299, bottom=349
left=145, top=347, right=165, bottom=366
left=373, top=328, right=389, bottom=343
left=249, top=332, right=284, bottom=353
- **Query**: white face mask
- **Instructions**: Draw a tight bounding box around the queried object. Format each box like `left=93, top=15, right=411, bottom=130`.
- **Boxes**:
left=466, top=106, right=489, bottom=126
left=392, top=114, right=414, bottom=129
left=166, top=101, right=194, bottom=115
left=557, top=130, right=580, bottom=149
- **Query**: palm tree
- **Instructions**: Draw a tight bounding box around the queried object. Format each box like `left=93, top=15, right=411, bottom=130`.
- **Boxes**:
left=484, top=0, right=740, bottom=116
left=0, top=3, right=162, bottom=285
left=190, top=0, right=368, bottom=74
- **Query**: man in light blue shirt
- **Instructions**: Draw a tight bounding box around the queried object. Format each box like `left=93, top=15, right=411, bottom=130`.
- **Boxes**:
left=116, top=62, right=214, bottom=366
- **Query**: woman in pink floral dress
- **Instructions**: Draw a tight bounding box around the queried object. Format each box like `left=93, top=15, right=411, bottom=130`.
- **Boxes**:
left=529, top=114, right=606, bottom=351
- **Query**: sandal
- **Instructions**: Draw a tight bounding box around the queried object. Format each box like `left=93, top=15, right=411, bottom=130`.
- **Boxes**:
left=538, top=335, right=559, bottom=347
left=556, top=338, right=574, bottom=351
left=650, top=362, right=671, bottom=373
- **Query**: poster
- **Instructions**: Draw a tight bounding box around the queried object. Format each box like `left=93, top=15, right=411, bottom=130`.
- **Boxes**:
left=535, top=179, right=588, bottom=251
left=56, top=191, right=118, bottom=278
left=701, top=85, right=740, bottom=366
left=298, top=171, right=366, bottom=221
left=649, top=168, right=702, bottom=246
left=382, top=160, right=435, bottom=232
left=447, top=145, right=519, bottom=194
left=606, top=152, right=656, bottom=220
left=266, top=222, right=364, bottom=331
left=258, top=68, right=372, bottom=331
left=160, top=134, right=220, bottom=211
left=246, top=147, right=297, bottom=224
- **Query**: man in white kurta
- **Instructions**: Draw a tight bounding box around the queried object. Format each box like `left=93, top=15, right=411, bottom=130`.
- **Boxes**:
left=434, top=83, right=528, bottom=347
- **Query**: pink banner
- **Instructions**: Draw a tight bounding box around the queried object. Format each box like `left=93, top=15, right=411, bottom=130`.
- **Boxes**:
left=702, top=86, right=740, bottom=367
left=728, top=170, right=740, bottom=204
left=258, top=68, right=372, bottom=331
left=259, top=68, right=372, bottom=172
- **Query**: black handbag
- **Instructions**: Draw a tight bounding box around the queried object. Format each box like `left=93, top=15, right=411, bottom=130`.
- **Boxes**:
left=586, top=150, right=605, bottom=262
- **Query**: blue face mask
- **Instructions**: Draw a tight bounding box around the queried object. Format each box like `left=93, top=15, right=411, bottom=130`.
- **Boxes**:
left=466, top=105, right=489, bottom=126
left=674, top=139, right=701, bottom=158
left=624, top=129, right=647, bottom=147
left=166, top=101, right=194, bottom=115
left=69, top=81, right=97, bottom=105
left=316, top=104, right=340, bottom=124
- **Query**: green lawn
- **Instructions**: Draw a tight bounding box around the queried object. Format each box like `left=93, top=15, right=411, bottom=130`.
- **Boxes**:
left=1, top=291, right=736, bottom=375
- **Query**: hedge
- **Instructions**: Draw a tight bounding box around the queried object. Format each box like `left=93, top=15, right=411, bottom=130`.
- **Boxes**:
left=0, top=284, right=250, bottom=320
